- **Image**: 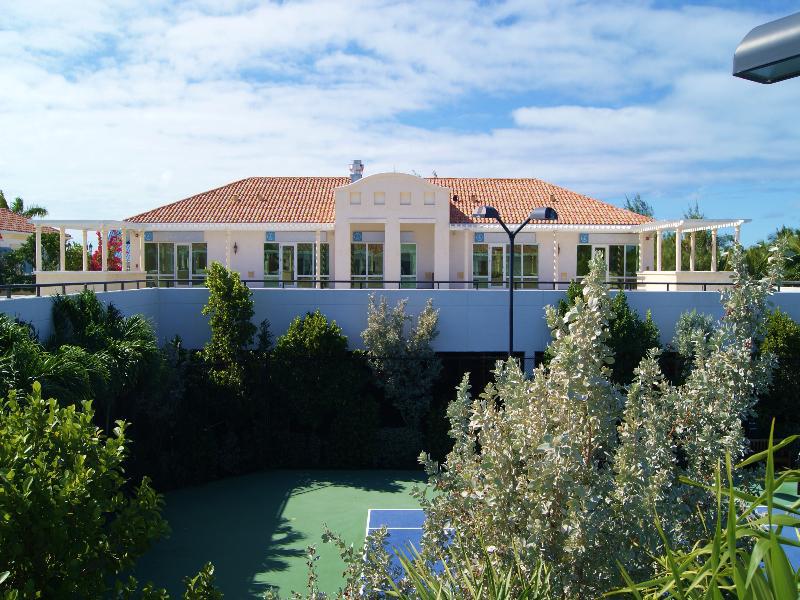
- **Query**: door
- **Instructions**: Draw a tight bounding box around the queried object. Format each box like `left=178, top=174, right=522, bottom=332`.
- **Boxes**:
left=176, top=244, right=190, bottom=286
left=490, top=244, right=505, bottom=288
left=281, top=244, right=295, bottom=287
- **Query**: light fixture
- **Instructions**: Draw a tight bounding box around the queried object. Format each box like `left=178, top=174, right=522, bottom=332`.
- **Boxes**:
left=733, top=11, right=800, bottom=83
left=471, top=204, right=558, bottom=358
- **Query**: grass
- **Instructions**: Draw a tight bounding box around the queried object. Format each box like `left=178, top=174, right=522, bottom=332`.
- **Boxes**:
left=134, top=469, right=424, bottom=598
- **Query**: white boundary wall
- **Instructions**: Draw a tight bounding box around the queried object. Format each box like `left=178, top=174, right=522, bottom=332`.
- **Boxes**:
left=2, top=289, right=800, bottom=355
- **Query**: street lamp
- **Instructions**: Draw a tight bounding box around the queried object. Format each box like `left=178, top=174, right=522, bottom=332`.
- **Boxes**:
left=472, top=205, right=558, bottom=358
left=733, top=11, right=800, bottom=83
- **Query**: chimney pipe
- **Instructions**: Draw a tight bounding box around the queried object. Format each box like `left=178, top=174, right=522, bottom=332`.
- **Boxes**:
left=350, top=159, right=364, bottom=182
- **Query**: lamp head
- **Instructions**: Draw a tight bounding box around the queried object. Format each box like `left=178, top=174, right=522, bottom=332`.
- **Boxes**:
left=529, top=206, right=558, bottom=221
left=472, top=205, right=500, bottom=220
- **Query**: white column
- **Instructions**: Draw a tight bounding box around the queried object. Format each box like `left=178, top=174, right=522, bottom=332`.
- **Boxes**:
left=433, top=221, right=450, bottom=289
left=59, top=226, right=66, bottom=271
left=711, top=229, right=718, bottom=272
left=638, top=233, right=644, bottom=271
left=138, top=230, right=144, bottom=271
left=464, top=230, right=471, bottom=288
left=82, top=230, right=88, bottom=271
left=656, top=230, right=662, bottom=271
left=315, top=230, right=322, bottom=289
left=100, top=228, right=107, bottom=271
left=384, top=218, right=401, bottom=288
left=334, top=223, right=350, bottom=289
left=675, top=227, right=682, bottom=272
left=734, top=225, right=741, bottom=244
left=553, top=231, right=559, bottom=287
left=35, top=225, right=42, bottom=272
left=225, top=230, right=231, bottom=269
left=121, top=228, right=128, bottom=271
left=689, top=232, right=696, bottom=272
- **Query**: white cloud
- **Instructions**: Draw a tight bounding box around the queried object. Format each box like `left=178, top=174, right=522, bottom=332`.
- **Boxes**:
left=0, top=0, right=798, bottom=243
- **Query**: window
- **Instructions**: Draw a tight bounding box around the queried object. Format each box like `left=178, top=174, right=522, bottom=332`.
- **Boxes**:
left=351, top=242, right=383, bottom=288
left=424, top=191, right=435, bottom=205
left=401, top=243, right=417, bottom=288
left=374, top=192, right=385, bottom=205
left=472, top=243, right=538, bottom=289
left=577, top=244, right=592, bottom=277
left=350, top=192, right=361, bottom=205
left=145, top=242, right=207, bottom=287
left=400, top=192, right=411, bottom=205
left=264, top=242, right=280, bottom=286
left=263, top=242, right=329, bottom=287
left=192, top=243, right=208, bottom=283
left=472, top=243, right=488, bottom=288
left=296, top=243, right=315, bottom=287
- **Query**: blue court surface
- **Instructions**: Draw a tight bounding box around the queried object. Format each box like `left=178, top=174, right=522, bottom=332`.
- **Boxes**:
left=755, top=506, right=800, bottom=570
left=366, top=509, right=425, bottom=570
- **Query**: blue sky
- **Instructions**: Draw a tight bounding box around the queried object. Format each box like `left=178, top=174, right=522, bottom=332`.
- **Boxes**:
left=1, top=0, right=799, bottom=244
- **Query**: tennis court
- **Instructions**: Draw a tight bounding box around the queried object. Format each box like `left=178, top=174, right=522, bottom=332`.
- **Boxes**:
left=366, top=508, right=425, bottom=571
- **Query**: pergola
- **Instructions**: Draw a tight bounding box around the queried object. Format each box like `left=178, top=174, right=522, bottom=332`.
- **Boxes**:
left=31, top=220, right=141, bottom=273
left=635, top=218, right=748, bottom=273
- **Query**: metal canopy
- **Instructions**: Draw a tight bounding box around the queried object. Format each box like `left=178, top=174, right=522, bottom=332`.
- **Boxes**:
left=733, top=11, right=800, bottom=83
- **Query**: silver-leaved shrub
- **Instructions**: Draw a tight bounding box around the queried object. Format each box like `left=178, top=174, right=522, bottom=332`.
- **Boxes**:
left=414, top=243, right=785, bottom=598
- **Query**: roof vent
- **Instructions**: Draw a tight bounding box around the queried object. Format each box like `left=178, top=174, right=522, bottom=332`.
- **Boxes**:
left=350, top=160, right=364, bottom=182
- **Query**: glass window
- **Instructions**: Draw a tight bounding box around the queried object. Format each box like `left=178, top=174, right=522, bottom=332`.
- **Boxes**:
left=144, top=244, right=158, bottom=286
left=264, top=243, right=279, bottom=287
left=522, top=244, right=539, bottom=289
left=351, top=243, right=366, bottom=277
left=296, top=243, right=314, bottom=287
left=320, top=243, right=330, bottom=287
left=158, top=243, right=174, bottom=275
left=401, top=243, right=417, bottom=288
left=625, top=245, right=638, bottom=277
left=192, top=243, right=207, bottom=283
left=577, top=244, right=592, bottom=277
left=281, top=245, right=294, bottom=285
left=505, top=244, right=522, bottom=287
left=490, top=245, right=504, bottom=287
left=367, top=243, right=383, bottom=288
left=609, top=245, right=625, bottom=279
left=472, top=244, right=488, bottom=288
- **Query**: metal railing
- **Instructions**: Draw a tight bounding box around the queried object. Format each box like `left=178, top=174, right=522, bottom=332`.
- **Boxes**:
left=2, top=277, right=798, bottom=298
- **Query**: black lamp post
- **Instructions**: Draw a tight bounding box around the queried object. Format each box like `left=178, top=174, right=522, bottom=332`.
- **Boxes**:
left=472, top=205, right=558, bottom=358
left=734, top=11, right=800, bottom=83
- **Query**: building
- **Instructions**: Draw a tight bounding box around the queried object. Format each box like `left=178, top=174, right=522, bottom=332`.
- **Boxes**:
left=32, top=161, right=747, bottom=292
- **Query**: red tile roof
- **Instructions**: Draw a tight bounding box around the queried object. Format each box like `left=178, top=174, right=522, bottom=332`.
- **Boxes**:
left=0, top=208, right=58, bottom=234
left=127, top=176, right=651, bottom=226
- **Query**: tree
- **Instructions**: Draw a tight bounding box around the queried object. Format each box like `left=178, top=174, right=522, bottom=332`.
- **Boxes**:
left=0, top=383, right=168, bottom=598
left=0, top=190, right=47, bottom=218
left=91, top=229, right=123, bottom=271
left=271, top=310, right=378, bottom=466
left=201, top=262, right=256, bottom=388
left=362, top=296, right=442, bottom=431
left=416, top=243, right=784, bottom=598
left=623, top=193, right=654, bottom=218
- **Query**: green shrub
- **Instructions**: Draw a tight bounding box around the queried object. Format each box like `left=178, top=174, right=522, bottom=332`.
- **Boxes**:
left=611, top=427, right=800, bottom=599
left=201, top=262, right=256, bottom=389
left=547, top=283, right=660, bottom=385
left=0, top=383, right=167, bottom=598
left=271, top=310, right=378, bottom=467
left=362, top=296, right=442, bottom=431
left=756, top=309, right=800, bottom=438
left=414, top=243, right=784, bottom=598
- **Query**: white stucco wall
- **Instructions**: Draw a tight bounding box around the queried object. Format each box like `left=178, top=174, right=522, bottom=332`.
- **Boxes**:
left=4, top=289, right=800, bottom=361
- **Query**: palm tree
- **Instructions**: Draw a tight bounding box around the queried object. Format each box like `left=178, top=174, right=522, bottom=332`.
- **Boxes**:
left=0, top=189, right=48, bottom=218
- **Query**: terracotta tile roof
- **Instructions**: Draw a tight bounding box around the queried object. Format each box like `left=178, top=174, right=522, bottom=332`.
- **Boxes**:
left=128, top=177, right=349, bottom=224
left=0, top=208, right=58, bottom=234
left=438, top=177, right=651, bottom=226
left=127, top=176, right=651, bottom=226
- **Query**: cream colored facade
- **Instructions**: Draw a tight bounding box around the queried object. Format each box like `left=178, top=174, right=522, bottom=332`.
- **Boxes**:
left=31, top=172, right=747, bottom=294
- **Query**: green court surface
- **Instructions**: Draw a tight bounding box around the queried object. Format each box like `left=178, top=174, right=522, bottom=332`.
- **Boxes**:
left=134, top=470, right=425, bottom=598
